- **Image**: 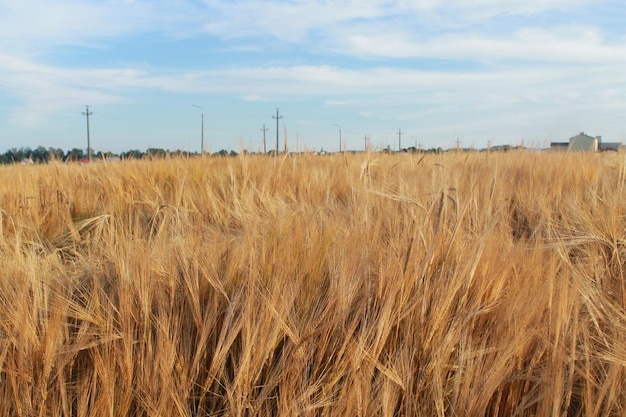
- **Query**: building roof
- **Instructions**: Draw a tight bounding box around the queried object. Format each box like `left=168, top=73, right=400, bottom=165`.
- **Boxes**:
left=570, top=132, right=595, bottom=140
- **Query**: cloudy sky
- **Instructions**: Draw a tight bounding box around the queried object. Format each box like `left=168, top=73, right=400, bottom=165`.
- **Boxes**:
left=1, top=0, right=625, bottom=153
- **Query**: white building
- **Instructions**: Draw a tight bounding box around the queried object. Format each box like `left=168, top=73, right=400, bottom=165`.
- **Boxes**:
left=550, top=132, right=622, bottom=152
left=568, top=132, right=598, bottom=152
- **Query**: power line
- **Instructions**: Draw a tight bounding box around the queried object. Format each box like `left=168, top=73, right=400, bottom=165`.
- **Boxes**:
left=261, top=123, right=269, bottom=154
left=332, top=124, right=342, bottom=152
left=192, top=105, right=204, bottom=154
left=81, top=105, right=93, bottom=161
left=272, top=108, right=283, bottom=154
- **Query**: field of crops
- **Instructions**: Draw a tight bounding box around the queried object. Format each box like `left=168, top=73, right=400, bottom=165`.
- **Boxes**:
left=1, top=151, right=625, bottom=416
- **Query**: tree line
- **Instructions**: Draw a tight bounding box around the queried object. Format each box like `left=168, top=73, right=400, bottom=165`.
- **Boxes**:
left=1, top=145, right=453, bottom=165
left=0, top=146, right=221, bottom=164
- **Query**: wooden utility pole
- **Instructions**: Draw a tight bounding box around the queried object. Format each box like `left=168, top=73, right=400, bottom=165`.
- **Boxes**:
left=192, top=105, right=204, bottom=154
left=332, top=124, right=342, bottom=152
left=82, top=105, right=93, bottom=161
left=261, top=124, right=269, bottom=154
left=273, top=108, right=283, bottom=154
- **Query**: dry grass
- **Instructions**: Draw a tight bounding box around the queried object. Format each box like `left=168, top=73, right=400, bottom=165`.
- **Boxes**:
left=0, top=150, right=625, bottom=416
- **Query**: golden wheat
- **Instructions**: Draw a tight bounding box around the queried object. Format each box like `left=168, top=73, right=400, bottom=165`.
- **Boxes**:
left=0, top=150, right=625, bottom=416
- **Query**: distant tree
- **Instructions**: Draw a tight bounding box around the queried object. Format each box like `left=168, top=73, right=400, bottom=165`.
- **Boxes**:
left=121, top=149, right=144, bottom=160
left=32, top=146, right=50, bottom=163
left=48, top=147, right=65, bottom=161
left=212, top=149, right=238, bottom=157
left=65, top=148, right=85, bottom=161
left=425, top=147, right=443, bottom=154
left=3, top=148, right=20, bottom=163
left=170, top=150, right=188, bottom=158
left=93, top=150, right=116, bottom=160
left=146, top=148, right=167, bottom=159
left=4, top=147, right=29, bottom=163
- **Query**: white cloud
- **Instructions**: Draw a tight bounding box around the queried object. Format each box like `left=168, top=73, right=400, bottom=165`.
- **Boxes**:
left=0, top=0, right=608, bottom=63
left=2, top=51, right=624, bottom=115
left=242, top=93, right=265, bottom=101
left=201, top=0, right=394, bottom=41
left=427, top=0, right=589, bottom=20
left=341, top=24, right=626, bottom=63
left=0, top=52, right=148, bottom=126
left=197, top=0, right=596, bottom=48
left=0, top=1, right=136, bottom=45
left=0, top=0, right=201, bottom=54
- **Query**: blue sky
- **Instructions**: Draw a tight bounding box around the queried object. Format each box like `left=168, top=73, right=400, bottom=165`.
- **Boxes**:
left=1, top=0, right=625, bottom=153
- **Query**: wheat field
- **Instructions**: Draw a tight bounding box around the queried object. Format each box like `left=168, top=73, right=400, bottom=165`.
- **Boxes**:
left=0, top=151, right=625, bottom=416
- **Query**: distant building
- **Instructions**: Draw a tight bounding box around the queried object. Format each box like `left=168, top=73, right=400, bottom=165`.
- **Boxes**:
left=569, top=132, right=598, bottom=151
left=550, top=132, right=623, bottom=152
left=549, top=141, right=569, bottom=151
left=598, top=139, right=623, bottom=152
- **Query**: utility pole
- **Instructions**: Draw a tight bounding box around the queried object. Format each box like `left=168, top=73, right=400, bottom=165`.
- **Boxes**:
left=398, top=128, right=403, bottom=152
left=456, top=137, right=462, bottom=150
left=261, top=124, right=269, bottom=154
left=339, top=128, right=342, bottom=152
left=272, top=108, right=283, bottom=154
left=82, top=105, right=93, bottom=161
left=332, top=124, right=342, bottom=152
left=192, top=105, right=204, bottom=154
left=364, top=135, right=368, bottom=151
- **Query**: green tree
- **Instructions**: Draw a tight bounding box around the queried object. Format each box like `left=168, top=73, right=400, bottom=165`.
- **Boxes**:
left=4, top=147, right=28, bottom=163
left=122, top=149, right=144, bottom=160
left=65, top=148, right=85, bottom=161
left=146, top=148, right=167, bottom=158
left=48, top=147, right=65, bottom=161
left=32, top=146, right=50, bottom=163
